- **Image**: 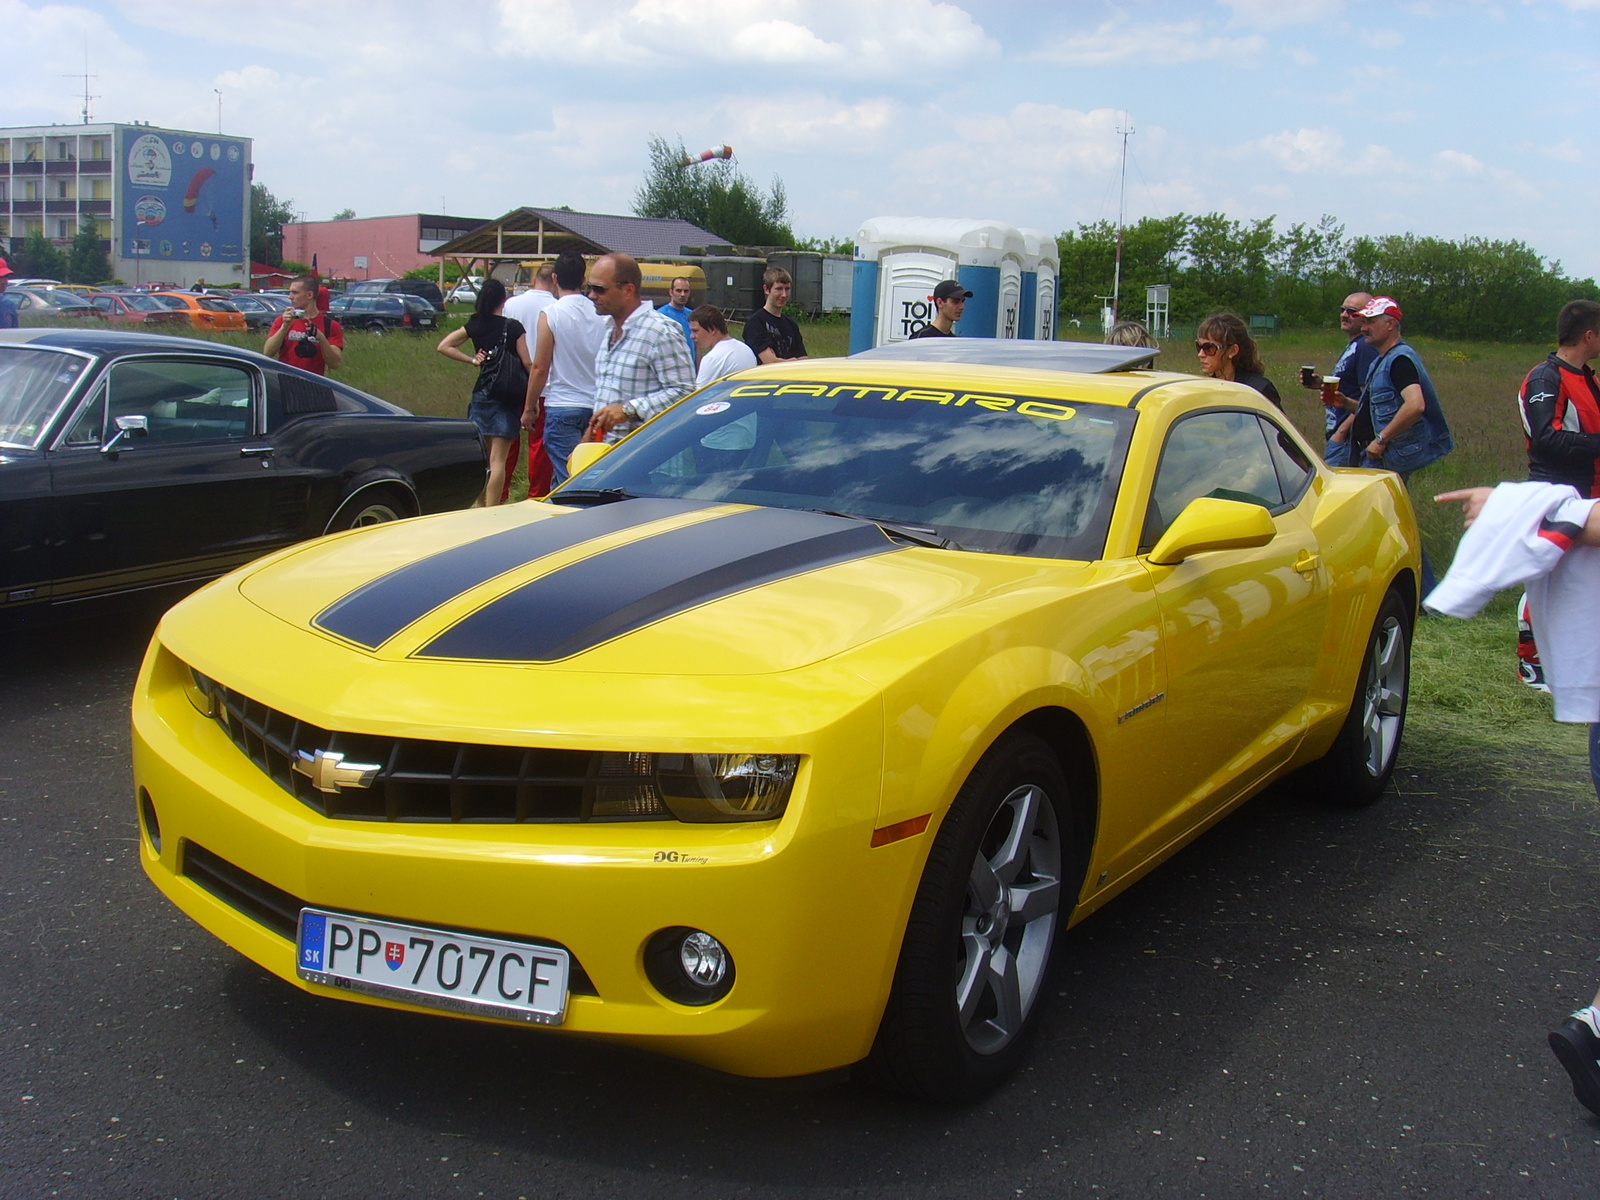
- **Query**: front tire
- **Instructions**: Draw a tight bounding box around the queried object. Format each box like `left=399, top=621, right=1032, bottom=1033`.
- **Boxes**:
left=1315, top=586, right=1411, bottom=805
left=867, top=731, right=1070, bottom=1102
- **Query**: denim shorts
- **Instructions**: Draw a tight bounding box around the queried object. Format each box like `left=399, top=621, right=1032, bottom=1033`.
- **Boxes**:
left=468, top=389, right=521, bottom=440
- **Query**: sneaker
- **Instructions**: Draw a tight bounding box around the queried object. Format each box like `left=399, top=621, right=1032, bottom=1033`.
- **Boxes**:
left=1549, top=1017, right=1600, bottom=1116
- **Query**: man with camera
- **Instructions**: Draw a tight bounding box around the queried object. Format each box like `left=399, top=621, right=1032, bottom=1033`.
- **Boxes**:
left=263, top=275, right=344, bottom=375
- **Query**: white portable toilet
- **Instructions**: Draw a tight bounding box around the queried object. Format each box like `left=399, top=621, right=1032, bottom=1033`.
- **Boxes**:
left=1020, top=227, right=1059, bottom=342
left=850, top=217, right=1027, bottom=352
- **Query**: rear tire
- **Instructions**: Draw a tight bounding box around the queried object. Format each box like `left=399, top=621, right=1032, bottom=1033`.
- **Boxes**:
left=866, top=731, right=1071, bottom=1102
left=329, top=486, right=408, bottom=532
left=1313, top=586, right=1411, bottom=806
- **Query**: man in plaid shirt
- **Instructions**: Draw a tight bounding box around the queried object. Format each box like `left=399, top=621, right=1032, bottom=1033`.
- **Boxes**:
left=586, top=253, right=697, bottom=444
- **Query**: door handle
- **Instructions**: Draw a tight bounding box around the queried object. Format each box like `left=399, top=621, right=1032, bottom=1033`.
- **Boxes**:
left=1293, top=549, right=1320, bottom=575
left=240, top=445, right=274, bottom=459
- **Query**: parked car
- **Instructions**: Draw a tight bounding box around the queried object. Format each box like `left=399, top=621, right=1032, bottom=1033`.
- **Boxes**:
left=146, top=292, right=248, bottom=333
left=5, top=286, right=103, bottom=320
left=446, top=277, right=483, bottom=303
left=128, top=339, right=1421, bottom=1101
left=346, top=278, right=446, bottom=311
left=219, top=293, right=284, bottom=332
left=83, top=291, right=194, bottom=329
left=0, top=327, right=485, bottom=624
left=327, top=294, right=439, bottom=333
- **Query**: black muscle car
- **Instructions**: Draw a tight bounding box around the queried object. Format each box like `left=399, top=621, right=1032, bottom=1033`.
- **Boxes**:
left=0, top=328, right=486, bottom=622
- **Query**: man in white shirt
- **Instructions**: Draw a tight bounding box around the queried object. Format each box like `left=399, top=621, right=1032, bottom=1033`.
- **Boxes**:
left=504, top=262, right=557, bottom=329
left=690, top=305, right=757, bottom=388
left=523, top=250, right=608, bottom=487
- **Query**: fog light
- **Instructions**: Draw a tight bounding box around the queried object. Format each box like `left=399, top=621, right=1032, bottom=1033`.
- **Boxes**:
left=139, top=787, right=161, bottom=854
left=644, top=926, right=736, bottom=1005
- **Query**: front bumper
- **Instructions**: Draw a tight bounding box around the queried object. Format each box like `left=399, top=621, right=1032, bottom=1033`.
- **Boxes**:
left=131, top=633, right=914, bottom=1079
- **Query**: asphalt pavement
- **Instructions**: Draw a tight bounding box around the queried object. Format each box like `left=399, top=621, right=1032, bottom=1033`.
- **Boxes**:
left=4, top=606, right=1600, bottom=1199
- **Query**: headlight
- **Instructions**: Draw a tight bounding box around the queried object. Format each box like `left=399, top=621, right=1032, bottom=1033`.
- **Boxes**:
left=654, top=753, right=799, bottom=822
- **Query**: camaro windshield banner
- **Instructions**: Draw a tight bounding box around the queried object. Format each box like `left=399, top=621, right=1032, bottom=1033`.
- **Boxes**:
left=121, top=128, right=249, bottom=264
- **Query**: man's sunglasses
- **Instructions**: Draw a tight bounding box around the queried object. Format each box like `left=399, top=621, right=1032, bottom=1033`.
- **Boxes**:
left=1195, top=340, right=1222, bottom=355
left=1340, top=306, right=1365, bottom=316
left=584, top=282, right=614, bottom=295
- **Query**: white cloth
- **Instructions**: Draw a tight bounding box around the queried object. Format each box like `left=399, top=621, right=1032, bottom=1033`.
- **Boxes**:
left=540, top=292, right=608, bottom=410
left=503, top=287, right=555, bottom=333
left=694, top=336, right=757, bottom=388
left=1425, top=480, right=1600, bottom=722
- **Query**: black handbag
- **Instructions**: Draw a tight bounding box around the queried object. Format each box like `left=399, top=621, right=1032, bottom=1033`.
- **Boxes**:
left=482, top=321, right=528, bottom=404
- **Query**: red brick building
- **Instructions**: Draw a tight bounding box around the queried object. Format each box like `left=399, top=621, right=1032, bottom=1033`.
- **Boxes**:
left=282, top=213, right=485, bottom=281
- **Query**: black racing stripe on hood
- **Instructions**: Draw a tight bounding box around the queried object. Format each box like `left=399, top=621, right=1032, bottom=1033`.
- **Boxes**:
left=416, top=507, right=896, bottom=663
left=314, top=498, right=711, bottom=649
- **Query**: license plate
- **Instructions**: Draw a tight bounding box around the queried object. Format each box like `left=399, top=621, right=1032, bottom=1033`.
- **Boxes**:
left=296, top=908, right=568, bottom=1024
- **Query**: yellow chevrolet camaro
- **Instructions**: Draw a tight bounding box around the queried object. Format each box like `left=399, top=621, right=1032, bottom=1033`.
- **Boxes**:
left=132, top=341, right=1420, bottom=1102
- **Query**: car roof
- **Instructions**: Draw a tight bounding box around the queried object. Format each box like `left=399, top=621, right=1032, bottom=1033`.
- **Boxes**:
left=732, top=347, right=1267, bottom=412
left=852, top=339, right=1160, bottom=375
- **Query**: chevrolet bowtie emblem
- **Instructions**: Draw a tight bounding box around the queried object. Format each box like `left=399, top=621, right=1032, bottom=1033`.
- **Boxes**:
left=293, top=748, right=382, bottom=793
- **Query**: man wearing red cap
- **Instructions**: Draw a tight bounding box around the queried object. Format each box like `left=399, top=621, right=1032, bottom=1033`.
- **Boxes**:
left=0, top=257, right=17, bottom=330
left=1342, top=295, right=1453, bottom=593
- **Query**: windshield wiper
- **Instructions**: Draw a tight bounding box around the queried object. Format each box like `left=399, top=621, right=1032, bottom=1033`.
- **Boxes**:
left=545, top=487, right=641, bottom=507
left=806, top=509, right=959, bottom=550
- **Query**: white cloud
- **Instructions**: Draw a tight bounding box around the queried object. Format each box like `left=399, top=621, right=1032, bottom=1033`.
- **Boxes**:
left=1433, top=148, right=1485, bottom=176
left=1220, top=0, right=1345, bottom=28
left=1031, top=17, right=1265, bottom=66
left=1362, top=28, right=1406, bottom=49
left=495, top=0, right=997, bottom=73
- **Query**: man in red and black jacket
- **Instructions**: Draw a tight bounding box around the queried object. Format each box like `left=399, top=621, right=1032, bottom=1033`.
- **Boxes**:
left=1520, top=299, right=1600, bottom=496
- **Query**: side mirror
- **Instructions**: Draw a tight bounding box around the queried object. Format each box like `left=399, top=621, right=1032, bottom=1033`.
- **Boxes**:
left=1146, top=497, right=1276, bottom=566
left=101, top=414, right=149, bottom=456
left=566, top=440, right=612, bottom=478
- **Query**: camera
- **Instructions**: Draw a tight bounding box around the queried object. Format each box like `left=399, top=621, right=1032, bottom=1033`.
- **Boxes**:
left=293, top=324, right=320, bottom=358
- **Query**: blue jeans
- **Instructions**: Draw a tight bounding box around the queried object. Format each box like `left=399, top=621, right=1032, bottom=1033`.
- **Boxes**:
left=544, top=406, right=592, bottom=488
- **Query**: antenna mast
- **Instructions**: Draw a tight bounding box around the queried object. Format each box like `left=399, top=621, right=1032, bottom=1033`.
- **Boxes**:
left=64, top=43, right=98, bottom=124
left=1111, top=115, right=1133, bottom=323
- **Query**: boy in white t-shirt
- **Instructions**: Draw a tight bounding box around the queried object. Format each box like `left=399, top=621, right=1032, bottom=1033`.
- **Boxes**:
left=690, top=305, right=757, bottom=389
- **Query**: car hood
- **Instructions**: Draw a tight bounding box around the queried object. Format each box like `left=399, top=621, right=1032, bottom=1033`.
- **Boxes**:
left=235, top=497, right=1074, bottom=677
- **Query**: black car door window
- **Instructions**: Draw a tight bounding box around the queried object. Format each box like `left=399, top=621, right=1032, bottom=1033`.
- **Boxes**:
left=1259, top=415, right=1315, bottom=505
left=107, top=359, right=256, bottom=443
left=1142, top=409, right=1285, bottom=551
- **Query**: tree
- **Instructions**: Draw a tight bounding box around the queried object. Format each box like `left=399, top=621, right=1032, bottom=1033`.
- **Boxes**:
left=65, top=218, right=110, bottom=284
left=795, top=235, right=854, bottom=255
left=251, top=183, right=295, bottom=266
left=12, top=228, right=67, bottom=280
left=332, top=208, right=356, bottom=221
left=633, top=136, right=793, bottom=248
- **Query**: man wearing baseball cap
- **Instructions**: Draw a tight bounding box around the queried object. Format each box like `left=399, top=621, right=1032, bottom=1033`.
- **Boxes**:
left=0, top=258, right=17, bottom=330
left=1344, top=294, right=1454, bottom=593
left=910, top=279, right=972, bottom=339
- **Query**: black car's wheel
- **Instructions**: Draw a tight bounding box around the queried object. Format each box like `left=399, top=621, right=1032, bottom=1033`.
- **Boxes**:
left=370, top=323, right=388, bottom=337
left=1312, top=586, right=1411, bottom=806
left=867, top=731, right=1069, bottom=1102
left=330, top=487, right=408, bottom=532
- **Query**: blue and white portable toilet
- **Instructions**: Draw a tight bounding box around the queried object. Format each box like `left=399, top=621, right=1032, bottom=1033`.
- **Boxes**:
left=1020, top=228, right=1059, bottom=342
left=850, top=217, right=1030, bottom=352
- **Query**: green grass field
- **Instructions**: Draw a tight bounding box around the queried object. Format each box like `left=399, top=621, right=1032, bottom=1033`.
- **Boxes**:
left=44, top=314, right=1584, bottom=790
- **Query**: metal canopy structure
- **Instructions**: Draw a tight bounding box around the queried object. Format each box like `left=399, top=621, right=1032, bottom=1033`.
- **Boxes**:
left=429, top=207, right=726, bottom=284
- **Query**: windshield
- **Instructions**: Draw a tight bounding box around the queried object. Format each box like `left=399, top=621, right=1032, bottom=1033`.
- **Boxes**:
left=559, top=377, right=1137, bottom=560
left=0, top=346, right=93, bottom=449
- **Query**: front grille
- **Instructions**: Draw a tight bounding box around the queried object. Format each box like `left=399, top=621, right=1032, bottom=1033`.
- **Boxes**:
left=188, top=670, right=665, bottom=823
left=179, top=839, right=598, bottom=995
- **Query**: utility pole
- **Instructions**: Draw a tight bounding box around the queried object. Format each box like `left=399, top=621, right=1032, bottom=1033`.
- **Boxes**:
left=1111, top=115, right=1133, bottom=324
left=214, top=89, right=223, bottom=134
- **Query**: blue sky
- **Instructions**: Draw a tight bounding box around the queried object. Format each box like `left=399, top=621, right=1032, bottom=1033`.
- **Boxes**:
left=8, top=0, right=1599, bottom=279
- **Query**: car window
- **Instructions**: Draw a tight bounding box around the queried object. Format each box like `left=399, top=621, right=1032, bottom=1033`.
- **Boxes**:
left=1142, top=409, right=1285, bottom=552
left=150, top=295, right=189, bottom=310
left=63, top=383, right=106, bottom=446
left=0, top=346, right=93, bottom=448
left=106, top=359, right=255, bottom=444
left=198, top=298, right=238, bottom=313
left=376, top=298, right=403, bottom=312
left=122, top=295, right=164, bottom=312
left=1260, top=415, right=1314, bottom=502
left=563, top=377, right=1138, bottom=561
left=329, top=297, right=353, bottom=312
left=90, top=296, right=115, bottom=312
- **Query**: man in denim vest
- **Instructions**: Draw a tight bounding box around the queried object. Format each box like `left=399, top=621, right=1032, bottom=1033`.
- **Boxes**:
left=1348, top=296, right=1453, bottom=594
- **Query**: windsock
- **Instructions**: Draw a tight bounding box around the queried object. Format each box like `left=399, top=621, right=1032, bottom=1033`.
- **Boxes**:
left=679, top=144, right=733, bottom=168
left=183, top=167, right=217, bottom=214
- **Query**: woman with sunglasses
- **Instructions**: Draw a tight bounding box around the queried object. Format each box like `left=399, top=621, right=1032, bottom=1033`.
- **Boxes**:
left=1195, top=312, right=1283, bottom=409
